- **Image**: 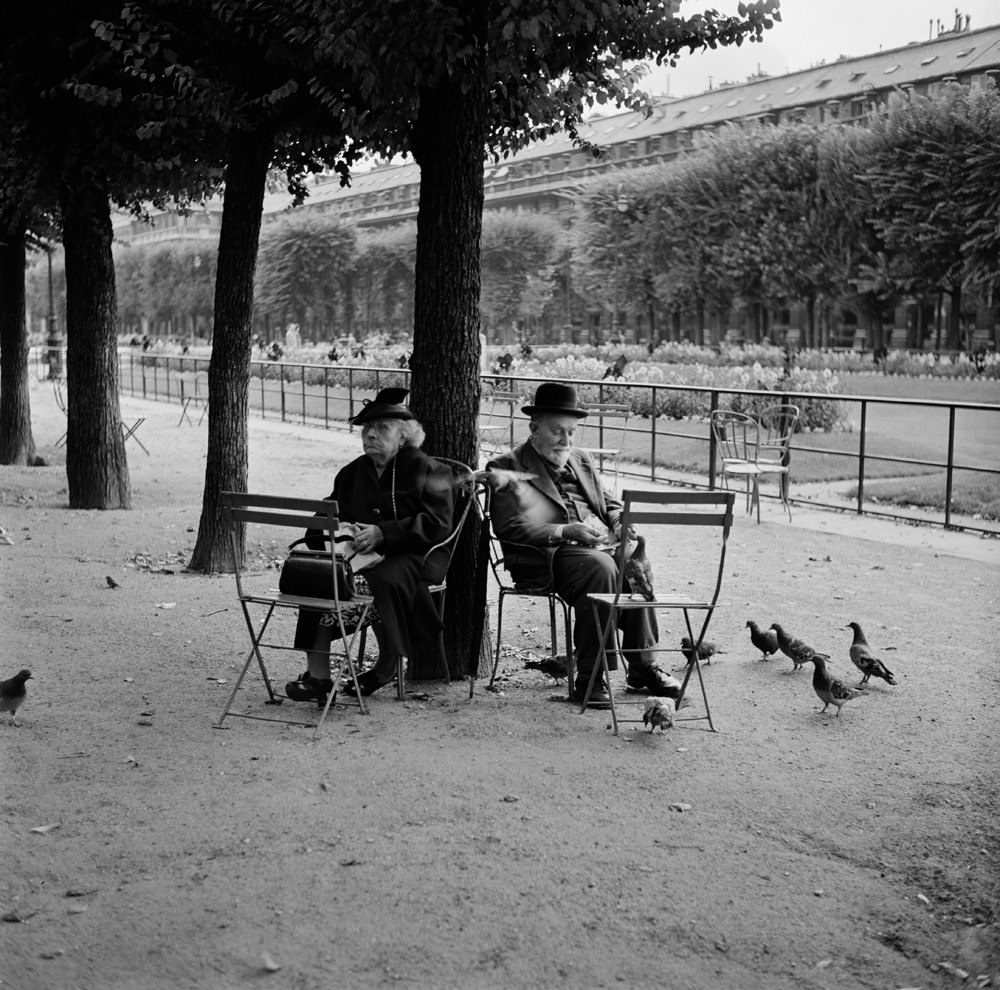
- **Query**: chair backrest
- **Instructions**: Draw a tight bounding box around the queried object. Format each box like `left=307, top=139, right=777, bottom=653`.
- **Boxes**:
left=221, top=491, right=344, bottom=600
left=710, top=409, right=760, bottom=463
left=613, top=489, right=735, bottom=603
left=757, top=403, right=800, bottom=456
left=577, top=401, right=630, bottom=454
left=476, top=481, right=552, bottom=593
left=423, top=457, right=476, bottom=575
left=479, top=390, right=521, bottom=452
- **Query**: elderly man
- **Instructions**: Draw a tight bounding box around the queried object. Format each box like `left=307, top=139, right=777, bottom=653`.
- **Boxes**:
left=487, top=382, right=678, bottom=708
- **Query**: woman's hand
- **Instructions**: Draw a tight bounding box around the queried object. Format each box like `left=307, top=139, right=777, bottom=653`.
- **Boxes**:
left=352, top=523, right=384, bottom=554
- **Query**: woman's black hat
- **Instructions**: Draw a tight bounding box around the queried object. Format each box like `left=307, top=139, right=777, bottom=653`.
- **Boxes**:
left=351, top=387, right=414, bottom=425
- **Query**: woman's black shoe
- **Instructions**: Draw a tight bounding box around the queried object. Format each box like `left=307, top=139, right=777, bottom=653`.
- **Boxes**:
left=285, top=673, right=335, bottom=707
left=342, top=669, right=394, bottom=697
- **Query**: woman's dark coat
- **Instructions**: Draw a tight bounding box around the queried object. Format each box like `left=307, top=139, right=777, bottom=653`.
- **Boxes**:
left=293, top=445, right=454, bottom=657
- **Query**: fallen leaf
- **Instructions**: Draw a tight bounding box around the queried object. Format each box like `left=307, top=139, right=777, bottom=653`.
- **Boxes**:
left=669, top=803, right=692, bottom=813
left=67, top=904, right=88, bottom=915
left=154, top=602, right=177, bottom=609
left=261, top=952, right=281, bottom=973
left=30, top=823, right=60, bottom=835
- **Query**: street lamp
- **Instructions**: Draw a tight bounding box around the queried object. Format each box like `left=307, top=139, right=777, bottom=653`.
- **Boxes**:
left=46, top=244, right=64, bottom=380
left=611, top=190, right=631, bottom=340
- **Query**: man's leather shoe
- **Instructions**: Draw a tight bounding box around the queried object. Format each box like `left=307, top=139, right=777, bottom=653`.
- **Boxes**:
left=575, top=676, right=612, bottom=709
left=645, top=664, right=682, bottom=699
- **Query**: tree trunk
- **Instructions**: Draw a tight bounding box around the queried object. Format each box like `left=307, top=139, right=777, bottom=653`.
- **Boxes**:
left=410, top=71, right=487, bottom=679
left=188, top=131, right=272, bottom=573
left=59, top=176, right=131, bottom=509
left=0, top=224, right=37, bottom=465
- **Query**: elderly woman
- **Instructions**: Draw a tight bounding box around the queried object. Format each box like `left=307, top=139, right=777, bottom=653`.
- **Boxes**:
left=286, top=388, right=454, bottom=705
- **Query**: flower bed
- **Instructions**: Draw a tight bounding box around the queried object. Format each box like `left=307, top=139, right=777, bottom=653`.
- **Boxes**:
left=492, top=354, right=848, bottom=431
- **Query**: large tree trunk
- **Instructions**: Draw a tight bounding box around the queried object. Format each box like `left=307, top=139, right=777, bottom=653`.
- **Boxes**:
left=188, top=131, right=272, bottom=573
left=59, top=176, right=130, bottom=508
left=410, top=72, right=487, bottom=679
left=0, top=224, right=37, bottom=465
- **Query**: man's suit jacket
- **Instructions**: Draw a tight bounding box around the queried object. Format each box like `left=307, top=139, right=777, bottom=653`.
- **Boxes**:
left=487, top=441, right=623, bottom=584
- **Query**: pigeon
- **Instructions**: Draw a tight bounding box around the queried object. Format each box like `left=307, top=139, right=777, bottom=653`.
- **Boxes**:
left=745, top=620, right=779, bottom=661
left=0, top=669, right=32, bottom=726
left=622, top=535, right=655, bottom=602
left=106, top=575, right=120, bottom=589
left=523, top=655, right=569, bottom=683
left=846, top=622, right=896, bottom=686
left=803, top=655, right=862, bottom=717
left=770, top=623, right=829, bottom=672
left=642, top=696, right=675, bottom=732
left=680, top=637, right=721, bottom=665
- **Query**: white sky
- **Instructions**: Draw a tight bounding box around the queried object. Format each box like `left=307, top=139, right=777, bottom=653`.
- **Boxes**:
left=641, top=1, right=1000, bottom=98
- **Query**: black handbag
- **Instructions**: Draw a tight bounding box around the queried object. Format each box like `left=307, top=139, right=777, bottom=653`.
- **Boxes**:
left=278, top=539, right=355, bottom=601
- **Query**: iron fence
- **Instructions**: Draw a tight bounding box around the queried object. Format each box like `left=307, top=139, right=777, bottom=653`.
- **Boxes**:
left=114, top=351, right=1000, bottom=536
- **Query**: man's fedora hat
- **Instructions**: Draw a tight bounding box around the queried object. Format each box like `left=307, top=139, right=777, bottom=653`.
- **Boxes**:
left=351, top=387, right=414, bottom=425
left=521, top=382, right=588, bottom=418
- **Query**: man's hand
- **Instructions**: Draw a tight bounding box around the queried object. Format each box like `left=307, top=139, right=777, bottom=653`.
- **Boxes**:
left=563, top=522, right=606, bottom=546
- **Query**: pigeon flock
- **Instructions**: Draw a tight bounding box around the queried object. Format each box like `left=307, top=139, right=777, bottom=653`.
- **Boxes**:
left=740, top=618, right=898, bottom=719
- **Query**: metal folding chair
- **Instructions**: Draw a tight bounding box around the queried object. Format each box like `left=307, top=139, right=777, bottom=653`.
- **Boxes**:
left=53, top=380, right=67, bottom=447
left=122, top=416, right=149, bottom=454
left=478, top=390, right=521, bottom=458
left=176, top=371, right=209, bottom=426
left=711, top=409, right=788, bottom=523
left=54, top=378, right=148, bottom=454
left=582, top=489, right=735, bottom=734
left=480, top=483, right=574, bottom=698
left=756, top=403, right=800, bottom=513
left=576, top=402, right=631, bottom=495
left=215, top=493, right=373, bottom=737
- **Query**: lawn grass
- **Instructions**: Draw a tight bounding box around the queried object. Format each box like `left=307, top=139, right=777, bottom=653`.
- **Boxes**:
left=846, top=471, right=1000, bottom=522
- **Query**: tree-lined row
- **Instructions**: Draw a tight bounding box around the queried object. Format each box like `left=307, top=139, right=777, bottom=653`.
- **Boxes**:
left=34, top=81, right=994, bottom=353
left=578, top=82, right=999, bottom=352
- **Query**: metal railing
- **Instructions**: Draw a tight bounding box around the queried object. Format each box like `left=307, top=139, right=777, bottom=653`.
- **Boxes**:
left=116, top=351, right=1000, bottom=536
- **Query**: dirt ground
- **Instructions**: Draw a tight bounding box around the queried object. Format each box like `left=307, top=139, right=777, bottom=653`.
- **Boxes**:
left=1, top=382, right=998, bottom=990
